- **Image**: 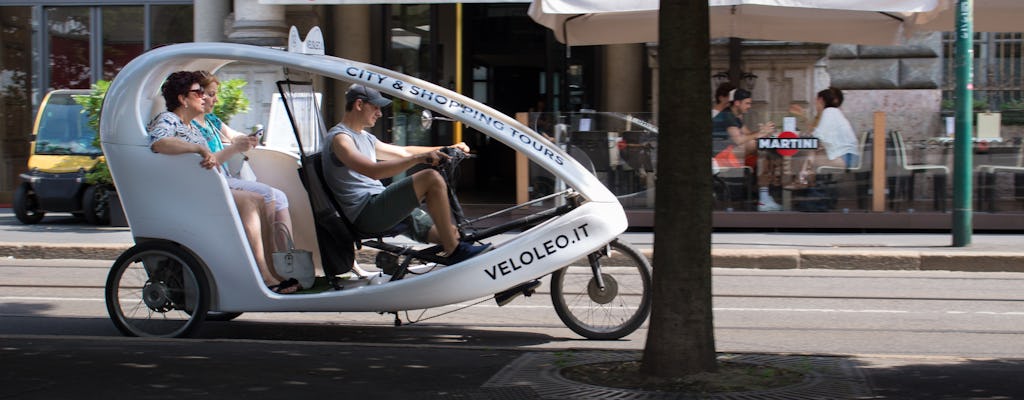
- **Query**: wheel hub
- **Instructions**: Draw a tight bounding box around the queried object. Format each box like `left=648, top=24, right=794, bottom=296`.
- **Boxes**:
left=142, top=280, right=174, bottom=312
left=586, top=274, right=619, bottom=304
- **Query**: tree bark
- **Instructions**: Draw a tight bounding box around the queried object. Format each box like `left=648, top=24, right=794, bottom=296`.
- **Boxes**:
left=640, top=0, right=717, bottom=376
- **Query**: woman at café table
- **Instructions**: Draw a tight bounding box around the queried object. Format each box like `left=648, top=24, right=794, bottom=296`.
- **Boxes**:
left=792, top=87, right=860, bottom=171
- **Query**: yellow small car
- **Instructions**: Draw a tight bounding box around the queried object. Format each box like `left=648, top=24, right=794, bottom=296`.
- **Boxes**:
left=14, top=89, right=111, bottom=225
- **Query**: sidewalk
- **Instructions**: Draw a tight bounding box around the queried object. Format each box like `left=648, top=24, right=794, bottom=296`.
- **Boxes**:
left=2, top=209, right=1024, bottom=272
left=2, top=209, right=1023, bottom=273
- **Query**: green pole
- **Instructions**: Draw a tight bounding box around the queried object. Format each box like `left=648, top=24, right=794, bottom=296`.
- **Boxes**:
left=952, top=0, right=973, bottom=246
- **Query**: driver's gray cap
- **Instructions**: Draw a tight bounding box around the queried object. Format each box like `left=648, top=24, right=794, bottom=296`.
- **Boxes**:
left=345, top=84, right=392, bottom=108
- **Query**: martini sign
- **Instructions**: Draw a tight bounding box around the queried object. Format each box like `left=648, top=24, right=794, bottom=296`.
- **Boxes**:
left=757, top=131, right=818, bottom=156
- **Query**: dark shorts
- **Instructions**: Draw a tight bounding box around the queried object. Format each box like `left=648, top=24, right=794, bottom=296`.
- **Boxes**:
left=352, top=176, right=434, bottom=243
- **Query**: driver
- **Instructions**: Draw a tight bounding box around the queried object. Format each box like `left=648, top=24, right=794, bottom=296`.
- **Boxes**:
left=322, top=84, right=490, bottom=265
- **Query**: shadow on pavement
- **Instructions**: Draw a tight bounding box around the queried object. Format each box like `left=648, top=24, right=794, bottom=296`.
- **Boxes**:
left=199, top=319, right=566, bottom=348
left=859, top=358, right=1024, bottom=399
left=0, top=314, right=565, bottom=349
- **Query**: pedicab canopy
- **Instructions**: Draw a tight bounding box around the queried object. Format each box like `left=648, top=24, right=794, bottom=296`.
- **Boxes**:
left=98, top=27, right=628, bottom=313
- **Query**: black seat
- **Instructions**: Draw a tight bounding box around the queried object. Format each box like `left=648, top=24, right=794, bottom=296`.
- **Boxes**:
left=297, top=152, right=358, bottom=277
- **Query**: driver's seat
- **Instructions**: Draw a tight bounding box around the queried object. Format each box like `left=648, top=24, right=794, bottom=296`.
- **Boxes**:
left=296, top=151, right=359, bottom=278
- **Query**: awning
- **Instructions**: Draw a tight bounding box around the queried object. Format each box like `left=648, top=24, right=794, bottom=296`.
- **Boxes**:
left=259, top=0, right=529, bottom=4
left=528, top=0, right=942, bottom=46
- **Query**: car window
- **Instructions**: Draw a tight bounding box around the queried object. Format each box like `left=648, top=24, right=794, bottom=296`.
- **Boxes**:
left=34, top=93, right=102, bottom=156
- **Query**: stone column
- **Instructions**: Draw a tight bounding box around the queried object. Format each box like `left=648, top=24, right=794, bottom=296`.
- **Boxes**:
left=602, top=44, right=644, bottom=112
left=194, top=0, right=231, bottom=42
left=647, top=46, right=659, bottom=122
left=331, top=5, right=372, bottom=122
left=227, top=0, right=288, bottom=46
left=332, top=5, right=372, bottom=62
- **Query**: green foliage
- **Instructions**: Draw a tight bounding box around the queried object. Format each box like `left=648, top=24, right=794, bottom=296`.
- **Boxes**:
left=85, top=160, right=112, bottom=185
left=1001, top=99, right=1024, bottom=110
left=214, top=78, right=250, bottom=124
left=73, top=80, right=109, bottom=134
left=940, top=97, right=991, bottom=111
left=72, top=81, right=113, bottom=185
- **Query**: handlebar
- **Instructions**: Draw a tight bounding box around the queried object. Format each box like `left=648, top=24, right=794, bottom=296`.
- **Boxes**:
left=438, top=146, right=474, bottom=171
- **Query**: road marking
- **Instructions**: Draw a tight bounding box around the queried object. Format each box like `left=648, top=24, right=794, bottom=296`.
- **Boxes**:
left=5, top=297, right=1023, bottom=316
left=1, top=296, right=103, bottom=302
left=716, top=307, right=909, bottom=314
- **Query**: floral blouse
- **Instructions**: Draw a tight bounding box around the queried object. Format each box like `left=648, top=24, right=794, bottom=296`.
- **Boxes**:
left=147, top=111, right=205, bottom=149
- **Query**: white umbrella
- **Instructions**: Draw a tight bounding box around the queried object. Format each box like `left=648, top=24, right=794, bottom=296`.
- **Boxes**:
left=910, top=0, right=1022, bottom=32
left=528, top=0, right=940, bottom=46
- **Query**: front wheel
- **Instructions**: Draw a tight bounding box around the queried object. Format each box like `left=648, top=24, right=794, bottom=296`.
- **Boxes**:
left=105, top=241, right=210, bottom=338
left=13, top=183, right=45, bottom=224
left=550, top=239, right=652, bottom=340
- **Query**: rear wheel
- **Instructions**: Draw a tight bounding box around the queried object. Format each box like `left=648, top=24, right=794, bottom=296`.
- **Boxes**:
left=550, top=239, right=652, bottom=340
left=13, top=183, right=45, bottom=224
left=83, top=184, right=111, bottom=225
left=105, top=241, right=210, bottom=338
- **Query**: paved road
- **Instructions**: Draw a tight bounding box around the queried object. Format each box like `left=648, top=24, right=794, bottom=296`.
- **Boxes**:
left=3, top=210, right=1024, bottom=398
left=5, top=258, right=1024, bottom=399
left=4, top=208, right=1024, bottom=273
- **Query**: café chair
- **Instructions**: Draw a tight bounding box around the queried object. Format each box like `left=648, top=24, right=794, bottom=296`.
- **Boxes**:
left=975, top=142, right=1024, bottom=211
left=713, top=165, right=754, bottom=210
left=816, top=131, right=871, bottom=209
left=890, top=130, right=949, bottom=212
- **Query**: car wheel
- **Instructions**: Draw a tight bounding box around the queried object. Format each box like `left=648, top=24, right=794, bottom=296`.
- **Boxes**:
left=13, top=183, right=45, bottom=224
left=83, top=184, right=111, bottom=225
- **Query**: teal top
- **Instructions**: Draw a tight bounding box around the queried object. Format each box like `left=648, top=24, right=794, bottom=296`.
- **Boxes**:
left=192, top=114, right=225, bottom=153
left=192, top=114, right=229, bottom=173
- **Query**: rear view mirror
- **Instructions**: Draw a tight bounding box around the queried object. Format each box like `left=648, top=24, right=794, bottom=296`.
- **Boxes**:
left=420, top=110, right=455, bottom=130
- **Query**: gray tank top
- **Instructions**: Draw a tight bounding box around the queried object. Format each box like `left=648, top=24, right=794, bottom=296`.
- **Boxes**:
left=322, top=123, right=385, bottom=221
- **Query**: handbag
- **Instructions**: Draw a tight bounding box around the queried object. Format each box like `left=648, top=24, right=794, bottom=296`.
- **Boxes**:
left=272, top=222, right=315, bottom=289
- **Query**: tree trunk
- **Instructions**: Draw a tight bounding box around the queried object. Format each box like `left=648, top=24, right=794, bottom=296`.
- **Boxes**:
left=640, top=0, right=717, bottom=376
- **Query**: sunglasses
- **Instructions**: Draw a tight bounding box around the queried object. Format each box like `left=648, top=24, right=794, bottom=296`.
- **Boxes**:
left=188, top=88, right=207, bottom=98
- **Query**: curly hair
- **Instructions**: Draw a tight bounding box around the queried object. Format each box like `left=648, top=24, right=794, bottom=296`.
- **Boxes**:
left=161, top=71, right=202, bottom=112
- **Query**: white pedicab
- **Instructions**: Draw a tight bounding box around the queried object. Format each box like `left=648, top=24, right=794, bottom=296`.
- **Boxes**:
left=100, top=40, right=651, bottom=340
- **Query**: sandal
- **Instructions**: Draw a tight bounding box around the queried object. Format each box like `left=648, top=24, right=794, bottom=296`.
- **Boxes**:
left=267, top=278, right=302, bottom=294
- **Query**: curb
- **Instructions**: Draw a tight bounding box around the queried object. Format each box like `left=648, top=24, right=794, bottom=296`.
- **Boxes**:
left=0, top=244, right=131, bottom=261
left=3, top=244, right=1023, bottom=274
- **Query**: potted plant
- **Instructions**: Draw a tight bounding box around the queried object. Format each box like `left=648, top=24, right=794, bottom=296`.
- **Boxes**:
left=1001, top=99, right=1024, bottom=125
left=71, top=81, right=120, bottom=225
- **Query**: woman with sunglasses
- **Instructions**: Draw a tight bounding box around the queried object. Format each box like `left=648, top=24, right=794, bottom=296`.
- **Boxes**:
left=147, top=71, right=300, bottom=294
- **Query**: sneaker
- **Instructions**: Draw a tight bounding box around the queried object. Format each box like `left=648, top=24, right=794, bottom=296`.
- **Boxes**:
left=440, top=241, right=492, bottom=265
left=757, top=199, right=783, bottom=212
left=495, top=279, right=542, bottom=306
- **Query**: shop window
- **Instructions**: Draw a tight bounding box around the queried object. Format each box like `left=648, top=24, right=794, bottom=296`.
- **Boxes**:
left=46, top=7, right=91, bottom=90
left=102, top=7, right=144, bottom=81
left=472, top=66, right=488, bottom=103
left=150, top=5, right=194, bottom=48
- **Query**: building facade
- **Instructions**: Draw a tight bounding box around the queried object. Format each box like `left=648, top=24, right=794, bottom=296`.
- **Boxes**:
left=3, top=1, right=1021, bottom=228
